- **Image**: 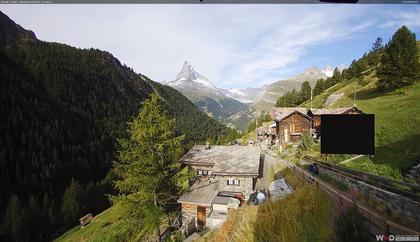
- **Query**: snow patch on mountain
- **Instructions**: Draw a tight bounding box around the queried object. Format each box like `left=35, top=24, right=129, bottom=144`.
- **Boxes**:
left=168, top=61, right=217, bottom=90
left=321, top=65, right=347, bottom=78
left=322, top=65, right=334, bottom=77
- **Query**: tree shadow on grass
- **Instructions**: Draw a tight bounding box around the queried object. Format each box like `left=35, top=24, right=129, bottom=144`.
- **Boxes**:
left=373, top=134, right=420, bottom=171
left=355, top=87, right=391, bottom=100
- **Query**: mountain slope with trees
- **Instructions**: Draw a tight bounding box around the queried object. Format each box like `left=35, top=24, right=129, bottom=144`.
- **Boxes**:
left=0, top=11, right=237, bottom=241
left=300, top=26, right=420, bottom=181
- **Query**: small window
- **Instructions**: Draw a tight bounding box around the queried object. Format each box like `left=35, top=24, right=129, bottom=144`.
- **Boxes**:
left=197, top=170, right=211, bottom=176
left=227, top=178, right=240, bottom=186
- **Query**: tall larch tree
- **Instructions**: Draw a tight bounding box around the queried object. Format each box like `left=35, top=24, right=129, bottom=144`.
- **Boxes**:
left=111, top=94, right=187, bottom=241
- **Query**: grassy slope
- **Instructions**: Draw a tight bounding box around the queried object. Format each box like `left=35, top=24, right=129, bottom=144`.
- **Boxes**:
left=195, top=169, right=333, bottom=242
left=54, top=204, right=132, bottom=242
left=55, top=167, right=189, bottom=242
left=337, top=81, right=420, bottom=179
left=300, top=59, right=420, bottom=180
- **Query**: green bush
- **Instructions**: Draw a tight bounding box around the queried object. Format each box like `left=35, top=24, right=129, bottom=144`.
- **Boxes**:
left=334, top=205, right=370, bottom=242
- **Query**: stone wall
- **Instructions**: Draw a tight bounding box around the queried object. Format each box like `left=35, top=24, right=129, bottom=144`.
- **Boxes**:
left=181, top=203, right=197, bottom=220
left=215, top=176, right=255, bottom=199
left=319, top=167, right=420, bottom=222
left=180, top=203, right=212, bottom=227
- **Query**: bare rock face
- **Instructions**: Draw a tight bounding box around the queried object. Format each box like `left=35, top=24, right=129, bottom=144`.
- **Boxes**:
left=324, top=92, right=344, bottom=107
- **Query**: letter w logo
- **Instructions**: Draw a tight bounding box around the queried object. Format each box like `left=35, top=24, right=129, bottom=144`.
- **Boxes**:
left=376, top=235, right=385, bottom=241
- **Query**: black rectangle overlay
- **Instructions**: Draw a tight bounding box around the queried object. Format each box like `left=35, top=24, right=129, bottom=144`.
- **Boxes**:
left=321, top=114, right=375, bottom=155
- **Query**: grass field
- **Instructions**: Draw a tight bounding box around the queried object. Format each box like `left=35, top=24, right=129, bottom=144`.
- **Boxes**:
left=333, top=81, right=419, bottom=180
left=54, top=204, right=134, bottom=242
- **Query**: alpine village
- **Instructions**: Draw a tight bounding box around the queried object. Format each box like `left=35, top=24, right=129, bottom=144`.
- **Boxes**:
left=1, top=9, right=420, bottom=242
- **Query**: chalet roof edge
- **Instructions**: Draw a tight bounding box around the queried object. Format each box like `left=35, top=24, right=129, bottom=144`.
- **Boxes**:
left=275, top=110, right=313, bottom=122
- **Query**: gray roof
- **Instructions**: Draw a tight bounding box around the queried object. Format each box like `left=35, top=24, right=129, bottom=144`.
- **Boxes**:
left=177, top=180, right=219, bottom=206
left=180, top=145, right=261, bottom=176
left=272, top=107, right=307, bottom=115
left=212, top=196, right=231, bottom=205
left=275, top=110, right=312, bottom=122
left=308, top=107, right=364, bottom=115
left=271, top=107, right=310, bottom=122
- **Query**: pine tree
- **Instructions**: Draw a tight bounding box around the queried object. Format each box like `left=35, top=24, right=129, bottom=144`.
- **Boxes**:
left=378, top=26, right=420, bottom=90
left=276, top=88, right=301, bottom=107
left=372, top=37, right=383, bottom=52
left=60, top=178, right=82, bottom=227
left=348, top=59, right=362, bottom=78
left=332, top=67, right=342, bottom=84
left=313, top=79, right=325, bottom=96
left=1, top=195, right=25, bottom=241
left=111, top=94, right=187, bottom=241
left=299, top=81, right=311, bottom=103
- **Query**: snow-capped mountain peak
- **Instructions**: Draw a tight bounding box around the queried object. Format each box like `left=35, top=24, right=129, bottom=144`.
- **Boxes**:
left=321, top=65, right=347, bottom=78
left=170, top=60, right=217, bottom=90
left=322, top=65, right=334, bottom=77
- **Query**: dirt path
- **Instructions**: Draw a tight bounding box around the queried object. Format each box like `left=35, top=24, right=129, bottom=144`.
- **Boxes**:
left=255, top=142, right=280, bottom=192
left=339, top=155, right=363, bottom=164
left=255, top=154, right=275, bottom=191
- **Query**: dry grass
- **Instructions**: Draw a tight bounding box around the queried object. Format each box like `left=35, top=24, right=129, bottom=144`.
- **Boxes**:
left=195, top=169, right=334, bottom=242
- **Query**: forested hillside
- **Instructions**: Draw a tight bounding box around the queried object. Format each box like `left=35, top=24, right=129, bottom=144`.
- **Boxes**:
left=0, top=11, right=237, bottom=241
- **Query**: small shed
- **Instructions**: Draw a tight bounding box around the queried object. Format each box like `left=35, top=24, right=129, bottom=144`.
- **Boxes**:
left=79, top=213, right=93, bottom=227
left=177, top=180, right=219, bottom=229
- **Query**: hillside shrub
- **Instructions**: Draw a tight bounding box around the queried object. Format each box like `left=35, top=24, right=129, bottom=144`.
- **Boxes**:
left=334, top=205, right=370, bottom=242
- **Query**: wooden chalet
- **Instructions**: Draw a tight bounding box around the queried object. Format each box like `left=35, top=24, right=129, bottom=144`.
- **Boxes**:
left=274, top=109, right=312, bottom=146
left=307, top=106, right=364, bottom=137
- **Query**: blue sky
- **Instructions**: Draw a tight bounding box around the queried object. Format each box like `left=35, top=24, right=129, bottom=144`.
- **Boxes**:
left=1, top=4, right=420, bottom=89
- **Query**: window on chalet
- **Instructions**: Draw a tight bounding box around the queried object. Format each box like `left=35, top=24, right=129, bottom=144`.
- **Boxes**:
left=197, top=170, right=211, bottom=176
left=227, top=178, right=240, bottom=186
left=295, top=123, right=302, bottom=132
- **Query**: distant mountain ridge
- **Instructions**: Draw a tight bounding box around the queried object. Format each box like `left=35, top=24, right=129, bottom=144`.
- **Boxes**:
left=165, top=61, right=347, bottom=129
left=220, top=86, right=266, bottom=103
left=256, top=66, right=342, bottom=112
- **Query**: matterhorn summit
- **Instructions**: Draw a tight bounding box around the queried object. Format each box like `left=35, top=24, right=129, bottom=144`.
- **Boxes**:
left=168, top=61, right=217, bottom=91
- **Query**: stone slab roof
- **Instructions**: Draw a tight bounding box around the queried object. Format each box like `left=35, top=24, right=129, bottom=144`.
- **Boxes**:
left=212, top=196, right=231, bottom=205
left=272, top=107, right=307, bottom=116
left=177, top=180, right=219, bottom=206
left=180, top=145, right=261, bottom=176
left=275, top=110, right=312, bottom=122
left=308, top=106, right=364, bottom=115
